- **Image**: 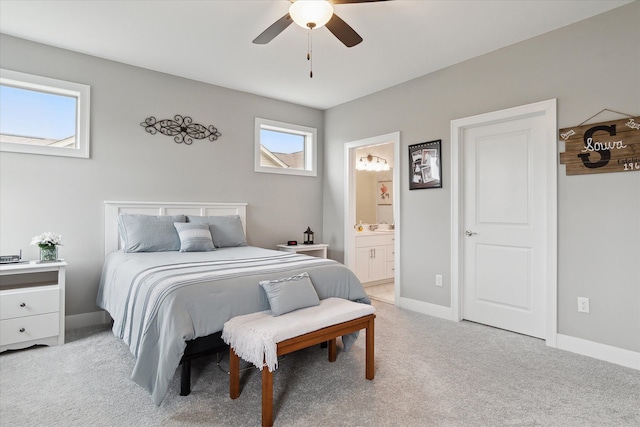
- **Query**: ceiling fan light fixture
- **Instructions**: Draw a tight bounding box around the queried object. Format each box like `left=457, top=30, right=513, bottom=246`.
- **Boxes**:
left=289, top=0, right=334, bottom=30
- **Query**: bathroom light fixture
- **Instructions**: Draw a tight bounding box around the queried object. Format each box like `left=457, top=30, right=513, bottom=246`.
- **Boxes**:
left=356, top=154, right=390, bottom=172
left=289, top=0, right=334, bottom=30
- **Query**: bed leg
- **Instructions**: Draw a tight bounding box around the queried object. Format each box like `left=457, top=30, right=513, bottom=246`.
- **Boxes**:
left=180, top=360, right=191, bottom=396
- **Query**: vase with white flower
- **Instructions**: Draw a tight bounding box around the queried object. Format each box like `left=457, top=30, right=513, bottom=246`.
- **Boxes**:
left=31, top=232, right=62, bottom=262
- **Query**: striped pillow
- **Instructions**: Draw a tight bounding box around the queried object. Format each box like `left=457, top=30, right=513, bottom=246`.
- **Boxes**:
left=173, top=223, right=215, bottom=252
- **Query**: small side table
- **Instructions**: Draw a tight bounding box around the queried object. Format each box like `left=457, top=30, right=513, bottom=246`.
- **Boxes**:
left=0, top=260, right=66, bottom=352
left=277, top=243, right=329, bottom=259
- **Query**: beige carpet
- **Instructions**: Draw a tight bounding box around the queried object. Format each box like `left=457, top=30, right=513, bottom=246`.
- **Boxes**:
left=1, top=300, right=639, bottom=426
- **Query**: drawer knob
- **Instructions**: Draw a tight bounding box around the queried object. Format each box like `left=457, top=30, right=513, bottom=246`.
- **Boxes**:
left=19, top=328, right=26, bottom=333
left=20, top=302, right=26, bottom=307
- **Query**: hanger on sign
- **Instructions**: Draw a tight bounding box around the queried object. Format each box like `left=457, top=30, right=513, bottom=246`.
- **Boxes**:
left=578, top=108, right=637, bottom=126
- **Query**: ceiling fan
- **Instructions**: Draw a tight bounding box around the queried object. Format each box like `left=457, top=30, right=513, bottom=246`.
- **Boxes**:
left=253, top=0, right=388, bottom=48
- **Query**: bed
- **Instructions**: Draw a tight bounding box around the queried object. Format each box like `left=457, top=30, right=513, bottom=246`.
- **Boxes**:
left=97, top=201, right=370, bottom=406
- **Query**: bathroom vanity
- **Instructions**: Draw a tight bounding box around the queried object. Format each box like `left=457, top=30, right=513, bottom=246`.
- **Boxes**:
left=354, top=230, right=395, bottom=284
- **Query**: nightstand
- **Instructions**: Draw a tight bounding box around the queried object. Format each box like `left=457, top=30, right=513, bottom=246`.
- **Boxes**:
left=277, top=243, right=329, bottom=259
left=0, top=261, right=66, bottom=352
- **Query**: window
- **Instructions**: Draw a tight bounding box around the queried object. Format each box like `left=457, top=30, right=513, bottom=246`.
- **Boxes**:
left=0, top=69, right=90, bottom=158
left=255, top=117, right=317, bottom=177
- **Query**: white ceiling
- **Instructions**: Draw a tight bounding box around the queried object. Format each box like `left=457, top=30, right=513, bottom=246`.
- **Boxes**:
left=0, top=0, right=632, bottom=110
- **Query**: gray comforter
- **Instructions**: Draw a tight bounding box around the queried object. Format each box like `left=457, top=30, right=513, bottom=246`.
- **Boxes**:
left=96, top=246, right=370, bottom=405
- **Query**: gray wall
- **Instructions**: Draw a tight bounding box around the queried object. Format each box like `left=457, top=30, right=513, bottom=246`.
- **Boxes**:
left=1, top=3, right=638, bottom=354
left=0, top=34, right=324, bottom=318
left=323, top=2, right=640, bottom=352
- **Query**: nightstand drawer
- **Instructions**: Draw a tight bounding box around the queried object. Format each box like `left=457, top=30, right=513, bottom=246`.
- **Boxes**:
left=0, top=312, right=60, bottom=346
left=0, top=286, right=59, bottom=320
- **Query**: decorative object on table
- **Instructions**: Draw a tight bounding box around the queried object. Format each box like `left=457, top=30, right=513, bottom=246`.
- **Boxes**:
left=30, top=231, right=62, bottom=262
left=287, top=240, right=298, bottom=246
left=409, top=140, right=442, bottom=190
left=0, top=250, right=22, bottom=264
left=355, top=221, right=364, bottom=232
left=140, top=115, right=222, bottom=145
left=303, top=227, right=314, bottom=245
left=558, top=110, right=639, bottom=176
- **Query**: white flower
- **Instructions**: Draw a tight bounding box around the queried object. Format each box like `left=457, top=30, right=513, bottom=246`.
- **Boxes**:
left=30, top=232, right=63, bottom=247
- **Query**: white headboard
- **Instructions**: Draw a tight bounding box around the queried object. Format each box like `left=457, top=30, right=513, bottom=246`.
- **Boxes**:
left=104, top=201, right=248, bottom=256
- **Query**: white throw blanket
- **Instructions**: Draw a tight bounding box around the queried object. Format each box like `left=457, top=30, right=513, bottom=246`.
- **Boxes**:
left=222, top=297, right=375, bottom=372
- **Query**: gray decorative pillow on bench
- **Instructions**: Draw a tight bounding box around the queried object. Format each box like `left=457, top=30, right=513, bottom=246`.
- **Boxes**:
left=259, top=272, right=320, bottom=316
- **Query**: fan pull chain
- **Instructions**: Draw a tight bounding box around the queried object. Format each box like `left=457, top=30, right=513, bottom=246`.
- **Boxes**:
left=307, top=30, right=313, bottom=78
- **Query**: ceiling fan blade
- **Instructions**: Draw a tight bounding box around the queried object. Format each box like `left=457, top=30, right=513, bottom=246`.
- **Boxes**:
left=253, top=13, right=293, bottom=44
left=331, top=0, right=389, bottom=4
left=325, top=13, right=363, bottom=47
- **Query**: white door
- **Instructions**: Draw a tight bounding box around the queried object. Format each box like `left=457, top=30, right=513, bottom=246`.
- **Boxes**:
left=461, top=114, right=549, bottom=338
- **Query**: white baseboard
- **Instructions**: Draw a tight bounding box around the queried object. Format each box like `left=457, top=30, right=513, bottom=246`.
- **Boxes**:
left=399, top=297, right=453, bottom=320
left=398, top=297, right=639, bottom=371
left=65, top=310, right=111, bottom=331
left=556, top=334, right=639, bottom=370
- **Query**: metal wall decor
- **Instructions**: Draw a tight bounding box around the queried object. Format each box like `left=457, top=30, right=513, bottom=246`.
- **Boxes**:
left=140, top=115, right=221, bottom=145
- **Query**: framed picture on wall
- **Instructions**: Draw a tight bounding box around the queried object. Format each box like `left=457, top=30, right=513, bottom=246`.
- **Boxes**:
left=409, top=140, right=442, bottom=190
left=378, top=180, right=392, bottom=205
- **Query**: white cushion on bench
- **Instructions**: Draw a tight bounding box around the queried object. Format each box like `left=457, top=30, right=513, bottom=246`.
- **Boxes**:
left=222, top=297, right=375, bottom=372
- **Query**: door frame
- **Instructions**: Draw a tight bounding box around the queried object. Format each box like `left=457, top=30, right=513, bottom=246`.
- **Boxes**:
left=344, top=132, right=401, bottom=305
left=450, top=99, right=557, bottom=346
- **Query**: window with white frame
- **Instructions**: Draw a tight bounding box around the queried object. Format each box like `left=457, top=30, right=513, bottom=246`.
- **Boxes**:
left=0, top=69, right=90, bottom=158
left=254, top=117, right=317, bottom=177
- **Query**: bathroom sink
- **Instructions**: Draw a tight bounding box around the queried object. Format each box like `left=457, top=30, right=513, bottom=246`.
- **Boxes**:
left=373, top=223, right=394, bottom=231
left=356, top=224, right=394, bottom=235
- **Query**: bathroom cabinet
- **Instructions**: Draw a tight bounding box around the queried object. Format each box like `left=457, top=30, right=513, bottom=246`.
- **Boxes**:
left=355, top=233, right=394, bottom=283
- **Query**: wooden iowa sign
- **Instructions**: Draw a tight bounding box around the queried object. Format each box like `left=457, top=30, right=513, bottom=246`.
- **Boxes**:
left=559, top=116, right=640, bottom=175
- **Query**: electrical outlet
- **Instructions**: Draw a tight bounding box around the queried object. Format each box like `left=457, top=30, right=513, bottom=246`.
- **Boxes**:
left=577, top=297, right=590, bottom=313
left=435, top=274, right=443, bottom=287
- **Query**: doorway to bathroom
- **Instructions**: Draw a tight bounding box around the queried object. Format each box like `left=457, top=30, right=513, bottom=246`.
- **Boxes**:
left=344, top=132, right=400, bottom=305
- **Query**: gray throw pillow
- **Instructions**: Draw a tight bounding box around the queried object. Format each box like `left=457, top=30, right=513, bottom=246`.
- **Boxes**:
left=187, top=215, right=247, bottom=248
left=174, top=222, right=215, bottom=252
left=117, top=214, right=185, bottom=252
left=259, top=272, right=320, bottom=316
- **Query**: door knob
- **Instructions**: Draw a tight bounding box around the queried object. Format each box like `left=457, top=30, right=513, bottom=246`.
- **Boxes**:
left=465, top=230, right=477, bottom=236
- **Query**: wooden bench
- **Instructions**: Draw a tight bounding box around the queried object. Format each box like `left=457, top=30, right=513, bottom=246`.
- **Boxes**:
left=224, top=298, right=376, bottom=427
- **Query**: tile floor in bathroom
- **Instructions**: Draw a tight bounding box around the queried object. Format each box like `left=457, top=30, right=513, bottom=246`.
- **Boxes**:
left=365, top=282, right=394, bottom=304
